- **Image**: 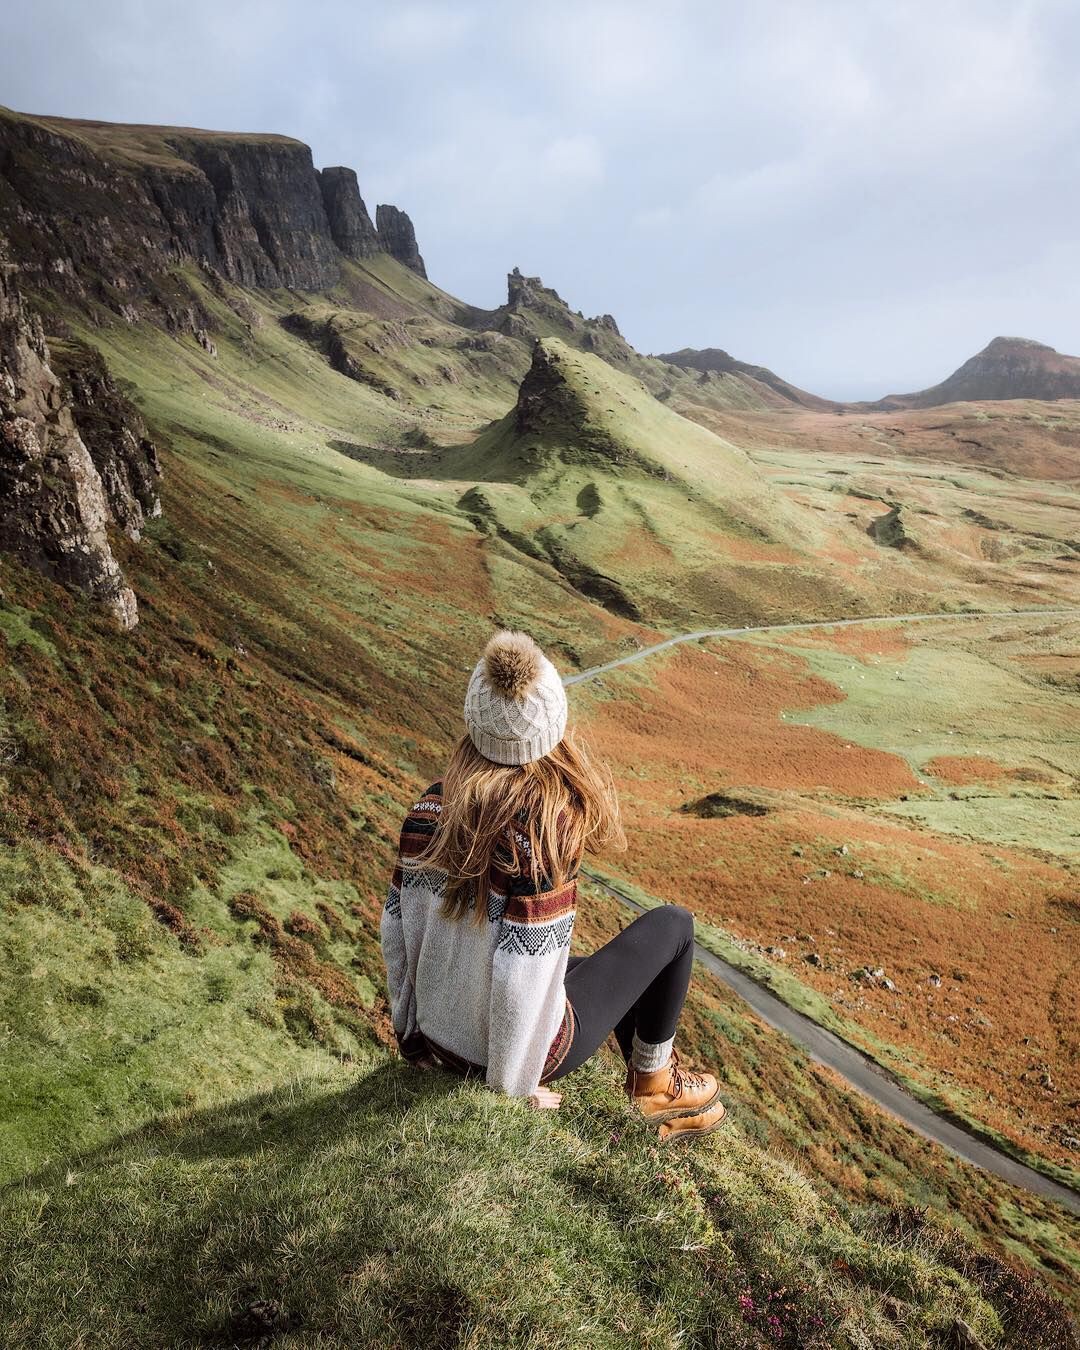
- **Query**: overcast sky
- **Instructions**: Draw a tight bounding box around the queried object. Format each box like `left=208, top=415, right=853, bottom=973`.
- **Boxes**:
left=4, top=0, right=1079, bottom=398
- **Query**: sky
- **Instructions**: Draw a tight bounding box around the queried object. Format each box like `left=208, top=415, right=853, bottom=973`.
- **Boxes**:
left=4, top=0, right=1080, bottom=399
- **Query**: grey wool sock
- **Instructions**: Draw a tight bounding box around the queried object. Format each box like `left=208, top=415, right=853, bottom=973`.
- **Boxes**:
left=630, top=1031, right=675, bottom=1074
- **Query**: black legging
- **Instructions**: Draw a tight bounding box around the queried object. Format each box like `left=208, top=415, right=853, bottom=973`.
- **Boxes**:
left=547, top=904, right=695, bottom=1081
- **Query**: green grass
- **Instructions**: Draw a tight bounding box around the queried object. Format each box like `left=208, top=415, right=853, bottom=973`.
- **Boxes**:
left=0, top=821, right=382, bottom=1185
left=3, top=1052, right=1063, bottom=1349
left=760, top=629, right=1080, bottom=858
left=0, top=601, right=60, bottom=659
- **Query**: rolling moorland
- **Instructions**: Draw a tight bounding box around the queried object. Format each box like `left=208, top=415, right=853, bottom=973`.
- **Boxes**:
left=0, top=107, right=1078, bottom=1347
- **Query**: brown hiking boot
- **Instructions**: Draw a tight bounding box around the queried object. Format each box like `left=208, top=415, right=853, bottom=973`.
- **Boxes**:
left=625, top=1048, right=721, bottom=1123
left=657, top=1095, right=727, bottom=1143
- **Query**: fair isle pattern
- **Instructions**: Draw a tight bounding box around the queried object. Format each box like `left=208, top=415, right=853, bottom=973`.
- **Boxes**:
left=496, top=911, right=574, bottom=957
left=401, top=865, right=451, bottom=894
left=385, top=882, right=401, bottom=918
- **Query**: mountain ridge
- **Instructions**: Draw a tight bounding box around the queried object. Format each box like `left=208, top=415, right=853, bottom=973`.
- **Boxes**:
left=656, top=345, right=838, bottom=411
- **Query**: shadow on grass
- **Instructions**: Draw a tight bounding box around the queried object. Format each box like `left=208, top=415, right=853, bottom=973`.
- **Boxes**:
left=2, top=1054, right=1076, bottom=1350
left=1, top=1059, right=524, bottom=1345
left=1, top=1058, right=462, bottom=1192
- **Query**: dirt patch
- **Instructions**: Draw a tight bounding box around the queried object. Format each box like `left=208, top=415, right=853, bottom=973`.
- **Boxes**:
left=704, top=531, right=803, bottom=565
left=777, top=624, right=911, bottom=664
left=924, top=755, right=1010, bottom=785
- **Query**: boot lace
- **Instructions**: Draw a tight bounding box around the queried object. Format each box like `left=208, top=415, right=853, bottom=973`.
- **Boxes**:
left=666, top=1048, right=709, bottom=1100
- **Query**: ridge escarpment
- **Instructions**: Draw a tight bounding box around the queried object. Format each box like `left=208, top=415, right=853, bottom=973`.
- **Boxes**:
left=0, top=107, right=427, bottom=312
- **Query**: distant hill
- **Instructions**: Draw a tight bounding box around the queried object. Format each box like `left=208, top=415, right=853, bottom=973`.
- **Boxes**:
left=655, top=346, right=837, bottom=411
left=440, top=336, right=819, bottom=624
left=872, top=336, right=1080, bottom=409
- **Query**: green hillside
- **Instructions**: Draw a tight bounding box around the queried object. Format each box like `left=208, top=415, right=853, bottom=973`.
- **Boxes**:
left=1, top=133, right=1078, bottom=1343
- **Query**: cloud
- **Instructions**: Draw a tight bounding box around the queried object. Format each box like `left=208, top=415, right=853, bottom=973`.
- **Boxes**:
left=373, top=3, right=476, bottom=55
left=538, top=135, right=604, bottom=185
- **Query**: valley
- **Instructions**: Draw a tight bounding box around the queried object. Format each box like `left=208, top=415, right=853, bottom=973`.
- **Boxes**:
left=1, top=106, right=1078, bottom=1344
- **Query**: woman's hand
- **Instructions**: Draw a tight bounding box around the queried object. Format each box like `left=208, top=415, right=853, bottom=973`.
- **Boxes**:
left=527, top=1087, right=562, bottom=1110
left=414, top=1054, right=437, bottom=1071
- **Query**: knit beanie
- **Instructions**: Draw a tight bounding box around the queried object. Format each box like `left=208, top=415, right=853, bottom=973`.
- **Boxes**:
left=464, top=629, right=568, bottom=765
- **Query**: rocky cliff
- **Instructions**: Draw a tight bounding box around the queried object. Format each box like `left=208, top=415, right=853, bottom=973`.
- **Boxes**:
left=873, top=336, right=1080, bottom=408
left=0, top=108, right=426, bottom=313
left=374, top=205, right=427, bottom=278
left=49, top=339, right=162, bottom=541
left=0, top=258, right=159, bottom=627
left=485, top=269, right=637, bottom=363
left=0, top=107, right=433, bottom=618
left=318, top=166, right=380, bottom=260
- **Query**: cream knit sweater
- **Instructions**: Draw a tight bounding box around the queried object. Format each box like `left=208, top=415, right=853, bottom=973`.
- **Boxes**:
left=379, top=782, right=576, bottom=1097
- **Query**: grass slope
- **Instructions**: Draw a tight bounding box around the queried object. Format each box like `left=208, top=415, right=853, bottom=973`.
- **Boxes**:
left=3, top=1053, right=1072, bottom=1350
left=436, top=338, right=865, bottom=627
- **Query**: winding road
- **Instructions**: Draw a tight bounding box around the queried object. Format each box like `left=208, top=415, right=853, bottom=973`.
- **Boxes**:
left=564, top=606, right=1080, bottom=687
left=566, top=608, right=1080, bottom=1212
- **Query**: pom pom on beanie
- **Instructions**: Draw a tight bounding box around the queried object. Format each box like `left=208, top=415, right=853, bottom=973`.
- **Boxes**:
left=464, top=629, right=568, bottom=765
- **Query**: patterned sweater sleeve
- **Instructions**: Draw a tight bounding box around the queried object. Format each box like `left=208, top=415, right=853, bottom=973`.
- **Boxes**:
left=379, top=801, right=430, bottom=1063
left=486, top=861, right=577, bottom=1098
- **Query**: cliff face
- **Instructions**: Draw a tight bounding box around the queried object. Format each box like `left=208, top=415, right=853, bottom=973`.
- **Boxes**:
left=874, top=337, right=1080, bottom=408
left=0, top=108, right=433, bottom=618
left=374, top=204, right=427, bottom=278
left=0, top=258, right=159, bottom=627
left=319, top=166, right=380, bottom=260
left=0, top=114, right=338, bottom=302
left=0, top=109, right=427, bottom=313
left=174, top=136, right=342, bottom=289
left=49, top=339, right=162, bottom=541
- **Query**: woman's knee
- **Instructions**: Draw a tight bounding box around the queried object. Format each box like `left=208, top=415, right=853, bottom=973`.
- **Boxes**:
left=668, top=903, right=694, bottom=943
left=644, top=902, right=694, bottom=945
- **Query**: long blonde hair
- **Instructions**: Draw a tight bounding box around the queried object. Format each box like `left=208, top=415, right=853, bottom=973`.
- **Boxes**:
left=413, top=723, right=626, bottom=924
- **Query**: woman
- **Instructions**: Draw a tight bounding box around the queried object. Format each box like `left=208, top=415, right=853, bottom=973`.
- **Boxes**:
left=379, top=628, right=726, bottom=1141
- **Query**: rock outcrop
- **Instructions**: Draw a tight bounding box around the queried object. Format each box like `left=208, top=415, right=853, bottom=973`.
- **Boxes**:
left=873, top=337, right=1080, bottom=408
left=492, top=269, right=637, bottom=364
left=175, top=136, right=342, bottom=289
left=0, top=113, right=341, bottom=300
left=374, top=205, right=427, bottom=278
left=866, top=502, right=916, bottom=551
left=318, top=167, right=380, bottom=260
left=0, top=258, right=159, bottom=627
left=49, top=339, right=162, bottom=540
